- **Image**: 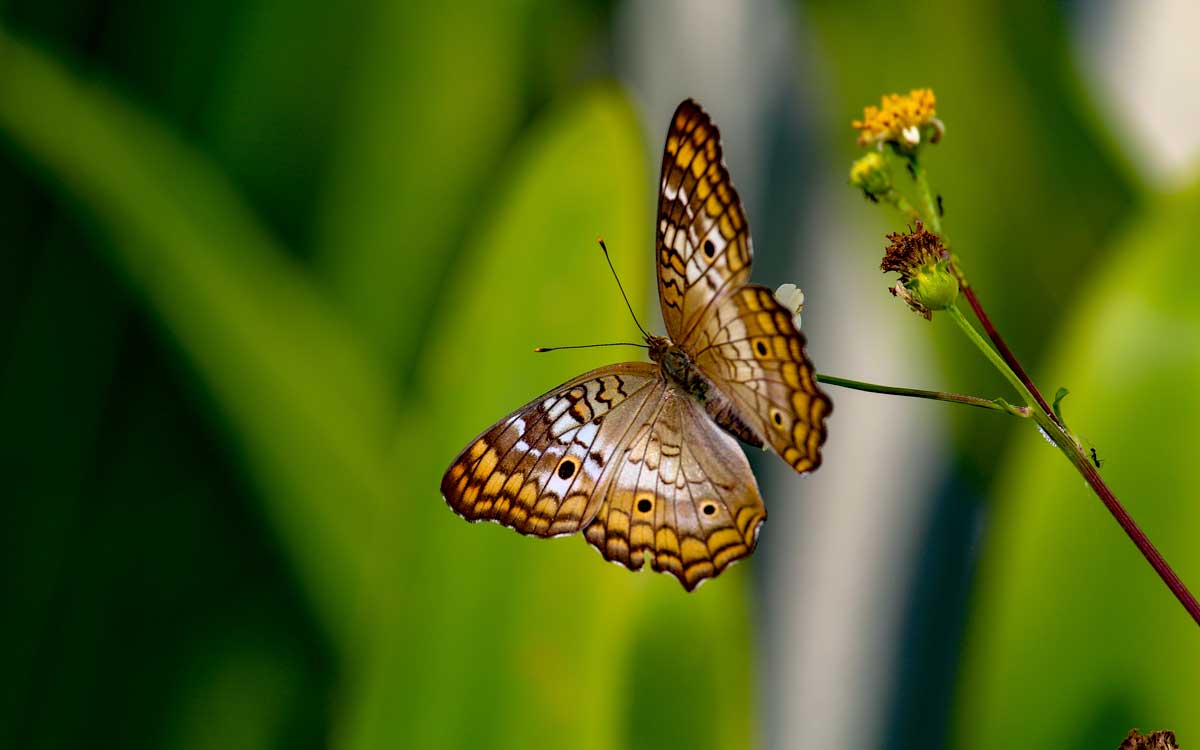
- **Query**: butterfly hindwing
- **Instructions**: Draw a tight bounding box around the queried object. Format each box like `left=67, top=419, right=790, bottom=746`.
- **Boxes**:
left=691, top=285, right=832, bottom=474
left=657, top=99, right=753, bottom=343
left=441, top=363, right=660, bottom=537
left=583, top=391, right=766, bottom=591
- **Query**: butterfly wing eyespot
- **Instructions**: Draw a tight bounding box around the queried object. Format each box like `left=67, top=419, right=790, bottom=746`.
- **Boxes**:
left=689, top=285, right=832, bottom=474
left=656, top=99, right=754, bottom=344
left=441, top=363, right=660, bottom=538
left=582, top=395, right=766, bottom=591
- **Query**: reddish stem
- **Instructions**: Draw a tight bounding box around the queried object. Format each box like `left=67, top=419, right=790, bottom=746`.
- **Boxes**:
left=960, top=283, right=1061, bottom=425
left=1076, top=444, right=1200, bottom=626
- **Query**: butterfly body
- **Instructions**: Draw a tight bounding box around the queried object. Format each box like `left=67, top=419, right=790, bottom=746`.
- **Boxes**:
left=648, top=333, right=765, bottom=450
left=649, top=335, right=706, bottom=400
left=441, top=100, right=831, bottom=590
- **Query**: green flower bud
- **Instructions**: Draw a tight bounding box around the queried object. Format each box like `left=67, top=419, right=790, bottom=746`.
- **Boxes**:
left=849, top=152, right=892, bottom=201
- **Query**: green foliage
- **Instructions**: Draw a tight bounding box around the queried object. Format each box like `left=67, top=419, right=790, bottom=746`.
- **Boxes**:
left=0, top=29, right=396, bottom=646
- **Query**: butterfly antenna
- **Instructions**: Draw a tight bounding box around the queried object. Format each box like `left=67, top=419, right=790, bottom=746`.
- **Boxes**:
left=534, top=342, right=649, bottom=353
left=597, top=236, right=651, bottom=339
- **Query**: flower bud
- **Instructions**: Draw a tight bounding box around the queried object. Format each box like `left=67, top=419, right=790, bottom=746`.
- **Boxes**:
left=849, top=152, right=892, bottom=202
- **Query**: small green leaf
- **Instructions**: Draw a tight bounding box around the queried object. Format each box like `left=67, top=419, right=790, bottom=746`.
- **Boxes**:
left=1051, top=386, right=1070, bottom=423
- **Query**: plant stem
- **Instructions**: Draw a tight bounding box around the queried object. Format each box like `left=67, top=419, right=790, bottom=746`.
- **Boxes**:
left=958, top=283, right=1062, bottom=426
left=946, top=303, right=1200, bottom=627
left=881, top=189, right=920, bottom=224
left=816, top=373, right=1029, bottom=417
left=909, top=155, right=943, bottom=235
left=1029, top=408, right=1200, bottom=626
left=945, top=305, right=1034, bottom=405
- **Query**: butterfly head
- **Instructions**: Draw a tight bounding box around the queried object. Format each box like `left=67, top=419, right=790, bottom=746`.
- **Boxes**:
left=645, top=334, right=671, bottom=362
left=647, top=334, right=710, bottom=403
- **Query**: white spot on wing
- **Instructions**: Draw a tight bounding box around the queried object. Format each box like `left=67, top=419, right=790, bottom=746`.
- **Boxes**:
left=547, top=397, right=571, bottom=421
left=575, top=421, right=599, bottom=445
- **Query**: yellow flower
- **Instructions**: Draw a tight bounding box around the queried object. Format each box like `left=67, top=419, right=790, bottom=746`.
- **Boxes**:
left=852, top=88, right=943, bottom=149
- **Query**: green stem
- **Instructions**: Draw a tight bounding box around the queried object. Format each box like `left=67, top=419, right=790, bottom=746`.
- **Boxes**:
left=909, top=154, right=942, bottom=235
left=944, top=303, right=1035, bottom=407
left=882, top=189, right=920, bottom=224
left=816, top=373, right=1030, bottom=417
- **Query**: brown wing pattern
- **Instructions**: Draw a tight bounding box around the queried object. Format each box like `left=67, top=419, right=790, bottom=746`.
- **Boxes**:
left=583, top=392, right=766, bottom=591
left=657, top=99, right=753, bottom=344
left=691, top=285, right=832, bottom=474
left=441, top=363, right=660, bottom=537
left=441, top=98, right=828, bottom=593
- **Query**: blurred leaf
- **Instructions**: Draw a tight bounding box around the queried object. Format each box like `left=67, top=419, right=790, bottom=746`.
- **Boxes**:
left=0, top=28, right=395, bottom=649
left=953, top=182, right=1200, bottom=747
left=204, top=0, right=369, bottom=248
left=0, top=234, right=126, bottom=748
left=312, top=1, right=534, bottom=381
left=165, top=627, right=313, bottom=750
left=313, top=0, right=615, bottom=385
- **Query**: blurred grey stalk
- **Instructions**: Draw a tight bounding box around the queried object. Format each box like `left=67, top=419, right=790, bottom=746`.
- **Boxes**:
left=615, top=1, right=947, bottom=747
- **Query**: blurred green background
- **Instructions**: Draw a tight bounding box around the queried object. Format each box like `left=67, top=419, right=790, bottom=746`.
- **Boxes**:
left=2, top=1, right=1198, bottom=748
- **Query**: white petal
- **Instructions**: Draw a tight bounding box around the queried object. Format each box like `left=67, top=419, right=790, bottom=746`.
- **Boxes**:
left=775, top=283, right=805, bottom=329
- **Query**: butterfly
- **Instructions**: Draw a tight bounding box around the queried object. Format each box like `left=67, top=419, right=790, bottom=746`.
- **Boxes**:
left=441, top=99, right=831, bottom=590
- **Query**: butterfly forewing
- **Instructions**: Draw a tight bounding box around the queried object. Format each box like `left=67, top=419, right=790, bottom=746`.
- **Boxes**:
left=582, top=392, right=766, bottom=591
left=657, top=100, right=753, bottom=343
left=441, top=363, right=660, bottom=537
left=691, top=285, right=832, bottom=473
left=658, top=100, right=831, bottom=474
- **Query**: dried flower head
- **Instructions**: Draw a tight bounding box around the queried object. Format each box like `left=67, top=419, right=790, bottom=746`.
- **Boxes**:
left=852, top=88, right=944, bottom=150
left=881, top=221, right=957, bottom=319
left=1119, top=729, right=1179, bottom=750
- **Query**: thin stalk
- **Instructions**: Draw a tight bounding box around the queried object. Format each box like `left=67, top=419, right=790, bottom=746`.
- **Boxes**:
left=817, top=373, right=1029, bottom=417
left=959, top=283, right=1062, bottom=426
left=946, top=302, right=1200, bottom=627
left=945, top=305, right=1033, bottom=405
left=880, top=189, right=921, bottom=224
left=909, top=155, right=943, bottom=236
